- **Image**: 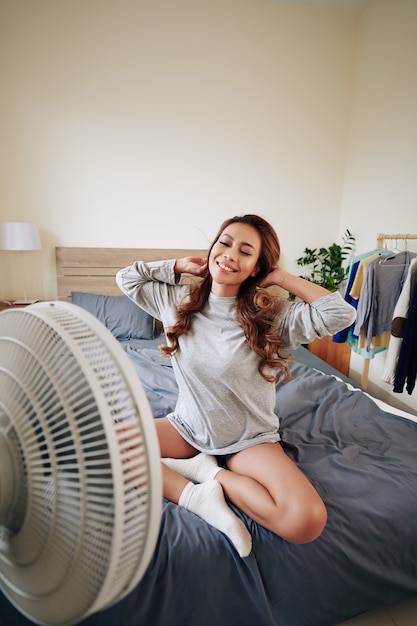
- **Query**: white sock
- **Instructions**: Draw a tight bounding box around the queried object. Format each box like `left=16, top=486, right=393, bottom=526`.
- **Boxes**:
left=162, top=453, right=221, bottom=483
left=179, top=480, right=252, bottom=558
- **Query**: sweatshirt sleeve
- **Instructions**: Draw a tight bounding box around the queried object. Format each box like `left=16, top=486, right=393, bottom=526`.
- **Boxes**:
left=278, top=292, right=357, bottom=349
left=116, top=259, right=185, bottom=323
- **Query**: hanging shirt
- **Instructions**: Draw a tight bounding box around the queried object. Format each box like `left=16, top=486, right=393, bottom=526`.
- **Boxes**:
left=394, top=280, right=417, bottom=395
left=353, top=251, right=417, bottom=352
left=382, top=258, right=417, bottom=385
left=332, top=259, right=360, bottom=344
left=333, top=250, right=391, bottom=349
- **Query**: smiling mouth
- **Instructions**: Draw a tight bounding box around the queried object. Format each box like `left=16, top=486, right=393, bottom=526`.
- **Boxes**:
left=217, top=261, right=237, bottom=273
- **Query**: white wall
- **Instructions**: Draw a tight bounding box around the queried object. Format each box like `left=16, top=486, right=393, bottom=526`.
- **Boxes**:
left=1, top=0, right=416, bottom=414
left=0, top=0, right=356, bottom=295
left=339, top=0, right=417, bottom=415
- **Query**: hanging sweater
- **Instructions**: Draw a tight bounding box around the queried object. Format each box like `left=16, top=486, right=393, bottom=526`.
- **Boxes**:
left=116, top=260, right=356, bottom=455
left=393, top=281, right=417, bottom=395
left=353, top=251, right=417, bottom=351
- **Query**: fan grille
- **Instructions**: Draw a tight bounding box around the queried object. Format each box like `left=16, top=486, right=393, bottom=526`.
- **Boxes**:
left=0, top=302, right=161, bottom=625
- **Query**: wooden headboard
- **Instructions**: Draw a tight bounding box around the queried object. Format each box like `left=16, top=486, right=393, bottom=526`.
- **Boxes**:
left=56, top=247, right=208, bottom=301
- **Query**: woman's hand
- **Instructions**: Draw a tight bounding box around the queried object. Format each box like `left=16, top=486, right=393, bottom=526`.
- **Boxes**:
left=258, top=267, right=284, bottom=289
left=174, top=257, right=208, bottom=276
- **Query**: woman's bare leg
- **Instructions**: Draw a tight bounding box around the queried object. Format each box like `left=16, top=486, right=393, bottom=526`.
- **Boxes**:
left=155, top=421, right=325, bottom=544
left=155, top=417, right=196, bottom=501
left=155, top=418, right=252, bottom=556
left=217, top=442, right=327, bottom=544
left=155, top=417, right=198, bottom=459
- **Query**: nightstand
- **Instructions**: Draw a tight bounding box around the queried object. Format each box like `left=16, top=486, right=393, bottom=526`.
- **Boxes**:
left=0, top=301, right=36, bottom=312
left=307, top=335, right=351, bottom=376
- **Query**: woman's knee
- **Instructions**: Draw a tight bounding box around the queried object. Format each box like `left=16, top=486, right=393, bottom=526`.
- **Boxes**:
left=279, top=498, right=327, bottom=544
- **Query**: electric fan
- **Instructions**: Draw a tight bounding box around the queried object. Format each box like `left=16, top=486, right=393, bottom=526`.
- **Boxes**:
left=0, top=301, right=162, bottom=625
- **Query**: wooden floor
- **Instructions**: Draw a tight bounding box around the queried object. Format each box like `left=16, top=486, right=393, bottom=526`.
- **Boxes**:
left=338, top=597, right=417, bottom=626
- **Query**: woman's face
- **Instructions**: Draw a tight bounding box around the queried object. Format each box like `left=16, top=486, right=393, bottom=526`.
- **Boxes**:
left=208, top=222, right=262, bottom=297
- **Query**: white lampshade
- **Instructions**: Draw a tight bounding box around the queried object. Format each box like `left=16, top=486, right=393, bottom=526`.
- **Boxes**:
left=0, top=222, right=41, bottom=251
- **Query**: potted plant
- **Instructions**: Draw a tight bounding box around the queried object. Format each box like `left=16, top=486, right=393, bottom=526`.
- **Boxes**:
left=294, top=229, right=355, bottom=293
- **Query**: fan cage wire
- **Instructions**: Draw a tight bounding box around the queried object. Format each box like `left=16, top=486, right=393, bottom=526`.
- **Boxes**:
left=0, top=312, right=115, bottom=585
left=0, top=302, right=162, bottom=625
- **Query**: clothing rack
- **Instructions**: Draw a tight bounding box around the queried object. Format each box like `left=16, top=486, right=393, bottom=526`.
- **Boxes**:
left=360, top=233, right=417, bottom=388
left=376, top=233, right=417, bottom=250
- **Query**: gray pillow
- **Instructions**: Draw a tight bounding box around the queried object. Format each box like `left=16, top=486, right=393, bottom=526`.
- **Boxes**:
left=71, top=292, right=155, bottom=339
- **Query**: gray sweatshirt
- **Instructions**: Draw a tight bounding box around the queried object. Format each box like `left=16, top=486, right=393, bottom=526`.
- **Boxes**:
left=116, top=260, right=356, bottom=455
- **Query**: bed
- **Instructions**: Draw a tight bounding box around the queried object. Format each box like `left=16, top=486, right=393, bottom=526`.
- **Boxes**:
left=1, top=247, right=417, bottom=626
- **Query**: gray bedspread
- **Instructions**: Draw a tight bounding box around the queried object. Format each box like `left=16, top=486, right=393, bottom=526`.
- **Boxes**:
left=2, top=345, right=417, bottom=626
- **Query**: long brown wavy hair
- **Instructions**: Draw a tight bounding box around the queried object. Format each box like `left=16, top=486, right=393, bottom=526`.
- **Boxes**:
left=160, top=214, right=291, bottom=382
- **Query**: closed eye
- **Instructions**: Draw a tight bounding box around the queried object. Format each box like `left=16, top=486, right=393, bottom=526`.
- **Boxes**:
left=218, top=238, right=253, bottom=256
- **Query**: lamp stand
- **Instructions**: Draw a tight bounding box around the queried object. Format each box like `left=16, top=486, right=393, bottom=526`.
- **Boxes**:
left=0, top=222, right=42, bottom=303
left=13, top=252, right=38, bottom=305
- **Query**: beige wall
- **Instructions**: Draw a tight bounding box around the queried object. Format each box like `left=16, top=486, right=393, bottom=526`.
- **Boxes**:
left=339, top=0, right=417, bottom=414
left=0, top=0, right=356, bottom=293
left=1, top=0, right=416, bottom=413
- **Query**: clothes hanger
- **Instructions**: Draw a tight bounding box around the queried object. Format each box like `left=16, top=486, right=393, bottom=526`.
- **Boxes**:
left=378, top=238, right=414, bottom=266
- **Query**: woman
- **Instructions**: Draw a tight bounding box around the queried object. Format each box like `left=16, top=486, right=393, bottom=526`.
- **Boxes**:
left=116, top=215, right=356, bottom=557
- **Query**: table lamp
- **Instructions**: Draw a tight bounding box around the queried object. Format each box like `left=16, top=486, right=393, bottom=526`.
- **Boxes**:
left=0, top=221, right=42, bottom=304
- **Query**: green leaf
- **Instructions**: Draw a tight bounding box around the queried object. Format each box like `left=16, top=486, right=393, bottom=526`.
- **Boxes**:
left=294, top=229, right=356, bottom=291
